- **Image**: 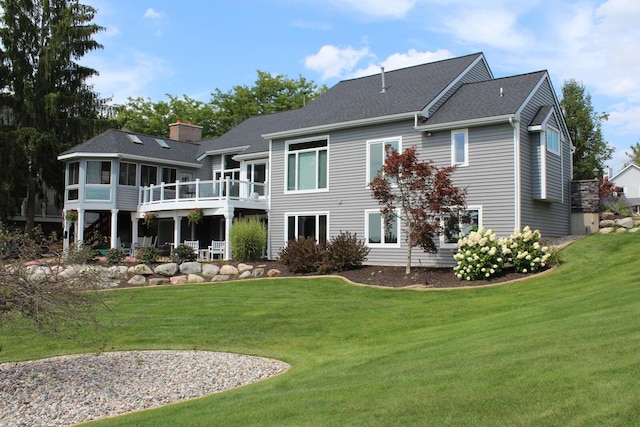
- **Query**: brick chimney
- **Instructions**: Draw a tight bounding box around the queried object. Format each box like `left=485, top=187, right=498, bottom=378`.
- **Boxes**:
left=169, top=120, right=203, bottom=142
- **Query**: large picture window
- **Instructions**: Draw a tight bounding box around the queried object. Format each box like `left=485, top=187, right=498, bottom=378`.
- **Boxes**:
left=286, top=213, right=328, bottom=244
left=451, top=129, right=468, bottom=166
left=119, top=162, right=137, bottom=186
left=441, top=207, right=481, bottom=247
left=366, top=210, right=400, bottom=247
left=367, top=137, right=400, bottom=183
left=86, top=161, right=111, bottom=184
left=286, top=138, right=328, bottom=191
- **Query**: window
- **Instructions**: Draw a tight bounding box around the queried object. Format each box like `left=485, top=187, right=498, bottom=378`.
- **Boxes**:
left=286, top=213, right=328, bottom=244
left=451, top=129, right=468, bottom=166
left=286, top=138, right=328, bottom=191
left=546, top=128, right=560, bottom=154
left=68, top=162, right=79, bottom=185
left=161, top=167, right=177, bottom=184
left=366, top=210, right=399, bottom=247
left=441, top=208, right=481, bottom=246
left=367, top=138, right=400, bottom=183
left=247, top=162, right=267, bottom=196
left=140, top=165, right=157, bottom=187
left=119, top=162, right=137, bottom=186
left=86, top=161, right=111, bottom=184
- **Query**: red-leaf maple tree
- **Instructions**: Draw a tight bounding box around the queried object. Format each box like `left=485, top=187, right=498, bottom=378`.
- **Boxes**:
left=369, top=146, right=466, bottom=274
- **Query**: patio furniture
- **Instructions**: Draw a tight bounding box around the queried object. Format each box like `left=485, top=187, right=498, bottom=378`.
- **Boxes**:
left=208, top=240, right=225, bottom=260
left=183, top=240, right=199, bottom=256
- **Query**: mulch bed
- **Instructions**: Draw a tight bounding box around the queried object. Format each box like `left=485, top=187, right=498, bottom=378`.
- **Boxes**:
left=256, top=261, right=531, bottom=289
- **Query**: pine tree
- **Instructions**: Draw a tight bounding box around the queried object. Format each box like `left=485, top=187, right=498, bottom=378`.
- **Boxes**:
left=0, top=0, right=114, bottom=234
left=560, top=79, right=613, bottom=180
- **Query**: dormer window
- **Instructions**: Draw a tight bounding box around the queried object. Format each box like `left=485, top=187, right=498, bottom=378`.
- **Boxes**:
left=546, top=127, right=560, bottom=155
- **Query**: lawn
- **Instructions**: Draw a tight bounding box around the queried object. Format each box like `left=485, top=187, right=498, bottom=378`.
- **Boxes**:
left=2, top=233, right=640, bottom=426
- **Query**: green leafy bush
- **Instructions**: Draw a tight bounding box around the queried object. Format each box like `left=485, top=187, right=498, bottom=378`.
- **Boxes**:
left=136, top=245, right=158, bottom=265
left=230, top=218, right=267, bottom=261
left=105, top=248, right=125, bottom=265
left=278, top=237, right=325, bottom=274
left=171, top=244, right=197, bottom=264
left=319, top=231, right=369, bottom=274
left=67, top=241, right=97, bottom=264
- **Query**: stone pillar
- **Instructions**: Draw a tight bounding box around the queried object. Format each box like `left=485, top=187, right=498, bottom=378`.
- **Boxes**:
left=571, top=180, right=600, bottom=235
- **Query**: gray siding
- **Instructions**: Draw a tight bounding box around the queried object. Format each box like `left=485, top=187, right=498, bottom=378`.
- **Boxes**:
left=519, top=78, right=571, bottom=236
left=269, top=120, right=518, bottom=267
left=116, top=187, right=139, bottom=211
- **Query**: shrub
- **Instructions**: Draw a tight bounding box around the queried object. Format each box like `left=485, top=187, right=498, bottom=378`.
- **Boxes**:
left=602, top=198, right=632, bottom=217
left=171, top=244, right=197, bottom=264
left=230, top=218, right=267, bottom=261
left=453, top=227, right=504, bottom=281
left=136, top=245, right=158, bottom=265
left=105, top=248, right=125, bottom=265
left=319, top=231, right=369, bottom=274
left=503, top=226, right=551, bottom=273
left=278, top=237, right=325, bottom=274
left=67, top=241, right=97, bottom=264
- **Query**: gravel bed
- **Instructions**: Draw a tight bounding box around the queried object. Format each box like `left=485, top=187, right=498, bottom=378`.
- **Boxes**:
left=0, top=350, right=290, bottom=427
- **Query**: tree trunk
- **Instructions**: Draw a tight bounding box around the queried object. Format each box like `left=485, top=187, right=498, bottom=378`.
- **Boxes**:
left=24, top=168, right=37, bottom=237
left=406, top=232, right=412, bottom=275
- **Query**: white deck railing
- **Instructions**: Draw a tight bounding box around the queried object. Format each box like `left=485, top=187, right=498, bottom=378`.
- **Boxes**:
left=139, top=178, right=267, bottom=207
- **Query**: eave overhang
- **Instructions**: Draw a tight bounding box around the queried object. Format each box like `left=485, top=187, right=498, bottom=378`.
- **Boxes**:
left=415, top=114, right=516, bottom=132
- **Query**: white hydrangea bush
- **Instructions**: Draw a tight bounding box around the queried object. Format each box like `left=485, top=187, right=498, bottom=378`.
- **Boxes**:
left=453, top=226, right=552, bottom=280
left=453, top=227, right=505, bottom=281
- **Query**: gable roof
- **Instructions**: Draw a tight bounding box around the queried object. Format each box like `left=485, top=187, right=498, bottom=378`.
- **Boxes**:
left=610, top=163, right=640, bottom=182
left=419, top=71, right=547, bottom=130
left=58, top=129, right=202, bottom=167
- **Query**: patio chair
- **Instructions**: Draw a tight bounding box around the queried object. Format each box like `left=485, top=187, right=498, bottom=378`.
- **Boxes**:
left=208, top=240, right=225, bottom=260
left=183, top=240, right=199, bottom=256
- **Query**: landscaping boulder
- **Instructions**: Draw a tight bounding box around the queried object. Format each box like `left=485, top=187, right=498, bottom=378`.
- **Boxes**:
left=179, top=262, right=201, bottom=274
left=201, top=264, right=220, bottom=277
left=267, top=269, right=281, bottom=277
left=129, top=264, right=153, bottom=275
left=615, top=217, right=634, bottom=228
left=599, top=219, right=615, bottom=228
left=220, top=264, right=239, bottom=275
left=148, top=278, right=170, bottom=286
left=127, top=274, right=147, bottom=286
left=210, top=275, right=231, bottom=282
left=599, top=227, right=615, bottom=234
left=252, top=267, right=265, bottom=278
left=187, top=274, right=205, bottom=283
left=154, top=263, right=179, bottom=276
left=170, top=275, right=188, bottom=285
left=239, top=270, right=252, bottom=279
left=237, top=263, right=254, bottom=273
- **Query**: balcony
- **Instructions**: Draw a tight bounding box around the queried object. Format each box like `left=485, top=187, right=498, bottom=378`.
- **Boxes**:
left=138, top=178, right=268, bottom=212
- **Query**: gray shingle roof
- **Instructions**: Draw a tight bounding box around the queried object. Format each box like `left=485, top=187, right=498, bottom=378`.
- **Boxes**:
left=60, top=129, right=202, bottom=165
left=424, top=71, right=547, bottom=126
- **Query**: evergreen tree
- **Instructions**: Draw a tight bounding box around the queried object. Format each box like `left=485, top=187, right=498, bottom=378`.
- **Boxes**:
left=560, top=79, right=613, bottom=179
left=0, top=0, right=114, bottom=234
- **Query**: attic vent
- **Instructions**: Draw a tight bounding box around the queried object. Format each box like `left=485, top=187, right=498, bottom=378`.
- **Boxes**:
left=126, top=134, right=143, bottom=144
left=155, top=138, right=170, bottom=149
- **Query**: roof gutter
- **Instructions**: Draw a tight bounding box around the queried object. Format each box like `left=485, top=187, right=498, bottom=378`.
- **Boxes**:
left=414, top=114, right=516, bottom=132
left=196, top=146, right=250, bottom=162
left=262, top=112, right=417, bottom=140
left=57, top=152, right=202, bottom=169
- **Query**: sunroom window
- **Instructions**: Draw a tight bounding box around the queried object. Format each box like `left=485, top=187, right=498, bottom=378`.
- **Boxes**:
left=86, top=161, right=111, bottom=184
left=286, top=139, right=328, bottom=191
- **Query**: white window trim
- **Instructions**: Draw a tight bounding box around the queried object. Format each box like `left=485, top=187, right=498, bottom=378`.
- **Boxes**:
left=365, top=209, right=401, bottom=248
left=545, top=126, right=561, bottom=155
left=439, top=205, right=482, bottom=249
left=365, top=136, right=402, bottom=187
left=451, top=129, right=469, bottom=167
left=284, top=136, right=329, bottom=194
left=284, top=211, right=329, bottom=244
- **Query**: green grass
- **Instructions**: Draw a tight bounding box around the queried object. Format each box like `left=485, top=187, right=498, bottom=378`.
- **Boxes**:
left=2, top=233, right=640, bottom=426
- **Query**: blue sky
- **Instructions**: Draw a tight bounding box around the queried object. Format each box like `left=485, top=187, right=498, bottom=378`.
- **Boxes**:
left=83, top=0, right=640, bottom=174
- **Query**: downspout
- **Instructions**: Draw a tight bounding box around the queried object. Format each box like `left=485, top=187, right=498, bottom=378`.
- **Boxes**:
left=509, top=116, right=521, bottom=230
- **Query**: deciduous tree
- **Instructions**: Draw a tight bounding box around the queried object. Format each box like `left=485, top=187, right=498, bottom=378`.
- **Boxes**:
left=624, top=140, right=640, bottom=167
left=560, top=79, right=613, bottom=179
left=369, top=146, right=466, bottom=274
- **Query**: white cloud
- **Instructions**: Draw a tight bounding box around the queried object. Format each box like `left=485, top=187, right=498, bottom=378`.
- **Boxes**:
left=440, top=8, right=529, bottom=50
left=323, top=0, right=417, bottom=19
left=304, top=45, right=372, bottom=80
left=84, top=51, right=174, bottom=104
left=143, top=8, right=162, bottom=20
left=292, top=20, right=332, bottom=31
left=350, top=49, right=454, bottom=78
